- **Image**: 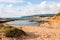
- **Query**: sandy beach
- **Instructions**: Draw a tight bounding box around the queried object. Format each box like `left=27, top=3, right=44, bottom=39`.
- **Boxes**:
left=0, top=16, right=60, bottom=40
left=2, top=21, right=60, bottom=40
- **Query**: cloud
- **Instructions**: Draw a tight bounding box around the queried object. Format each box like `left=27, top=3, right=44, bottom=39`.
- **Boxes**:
left=0, top=1, right=60, bottom=18
left=6, top=4, right=13, bottom=7
left=0, top=0, right=25, bottom=3
left=27, top=2, right=32, bottom=5
left=48, top=3, right=60, bottom=13
left=40, top=1, right=46, bottom=7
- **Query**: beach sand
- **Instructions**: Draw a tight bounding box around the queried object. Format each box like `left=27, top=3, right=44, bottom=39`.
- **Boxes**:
left=1, top=17, right=60, bottom=40
left=2, top=22, right=60, bottom=40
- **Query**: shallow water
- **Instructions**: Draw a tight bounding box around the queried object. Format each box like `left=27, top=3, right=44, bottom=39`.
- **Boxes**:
left=5, top=20, right=39, bottom=26
left=5, top=17, right=48, bottom=26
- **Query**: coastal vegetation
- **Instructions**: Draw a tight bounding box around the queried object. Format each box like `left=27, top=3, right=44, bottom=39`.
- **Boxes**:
left=0, top=24, right=27, bottom=38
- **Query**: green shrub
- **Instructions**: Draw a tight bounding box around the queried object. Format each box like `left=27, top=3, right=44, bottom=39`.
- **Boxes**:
left=4, top=27, right=26, bottom=37
left=2, top=26, right=14, bottom=32
left=3, top=26, right=13, bottom=29
left=0, top=24, right=4, bottom=29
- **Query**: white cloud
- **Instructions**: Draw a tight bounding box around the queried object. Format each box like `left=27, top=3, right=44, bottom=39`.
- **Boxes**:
left=6, top=4, right=13, bottom=8
left=0, top=0, right=25, bottom=3
left=48, top=3, right=60, bottom=13
left=0, top=1, right=60, bottom=18
left=40, top=1, right=46, bottom=7
left=27, top=2, right=32, bottom=5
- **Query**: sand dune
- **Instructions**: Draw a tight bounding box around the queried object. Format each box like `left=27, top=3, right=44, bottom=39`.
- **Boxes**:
left=2, top=23, right=60, bottom=40
left=1, top=16, right=60, bottom=40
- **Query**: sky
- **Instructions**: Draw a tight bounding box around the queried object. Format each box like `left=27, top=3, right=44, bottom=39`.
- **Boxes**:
left=0, top=0, right=60, bottom=18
